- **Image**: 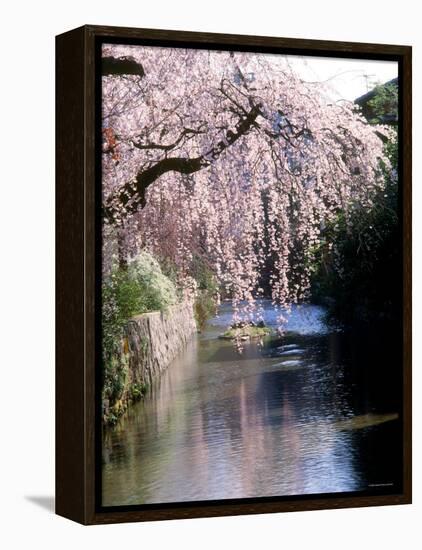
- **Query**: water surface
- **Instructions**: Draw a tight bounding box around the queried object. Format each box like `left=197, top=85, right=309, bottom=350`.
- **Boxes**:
left=102, top=302, right=401, bottom=506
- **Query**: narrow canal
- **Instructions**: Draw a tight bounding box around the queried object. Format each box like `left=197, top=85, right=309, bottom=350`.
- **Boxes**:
left=102, top=301, right=402, bottom=506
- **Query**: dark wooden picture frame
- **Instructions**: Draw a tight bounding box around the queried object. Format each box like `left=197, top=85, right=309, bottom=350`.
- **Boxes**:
left=56, top=24, right=412, bottom=525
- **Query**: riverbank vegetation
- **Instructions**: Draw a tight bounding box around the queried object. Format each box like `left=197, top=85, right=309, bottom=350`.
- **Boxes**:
left=310, top=80, right=399, bottom=329
left=102, top=250, right=219, bottom=424
left=102, top=251, right=178, bottom=423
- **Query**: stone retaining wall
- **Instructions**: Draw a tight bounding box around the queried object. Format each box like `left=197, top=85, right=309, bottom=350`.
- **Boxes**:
left=103, top=301, right=197, bottom=424
left=126, top=301, right=197, bottom=387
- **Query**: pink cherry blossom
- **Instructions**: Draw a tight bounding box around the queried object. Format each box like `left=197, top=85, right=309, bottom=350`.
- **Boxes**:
left=101, top=44, right=394, bottom=327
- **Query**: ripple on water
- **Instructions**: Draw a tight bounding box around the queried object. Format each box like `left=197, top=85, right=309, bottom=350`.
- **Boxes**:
left=271, top=359, right=303, bottom=369
left=276, top=348, right=305, bottom=356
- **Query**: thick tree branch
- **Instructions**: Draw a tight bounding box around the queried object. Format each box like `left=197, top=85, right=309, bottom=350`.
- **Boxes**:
left=103, top=104, right=262, bottom=224
left=102, top=56, right=145, bottom=77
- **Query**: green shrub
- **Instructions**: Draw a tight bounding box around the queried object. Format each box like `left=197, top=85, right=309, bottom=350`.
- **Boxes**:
left=310, top=82, right=399, bottom=328
left=127, top=251, right=177, bottom=312
left=194, top=291, right=217, bottom=329
left=310, top=136, right=399, bottom=327
left=131, top=382, right=149, bottom=400
left=161, top=253, right=219, bottom=328
left=191, top=256, right=219, bottom=328
left=102, top=251, right=178, bottom=416
left=367, top=82, right=398, bottom=125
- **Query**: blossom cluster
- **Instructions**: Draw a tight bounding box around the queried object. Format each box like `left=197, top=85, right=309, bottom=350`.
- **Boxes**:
left=102, top=44, right=393, bottom=327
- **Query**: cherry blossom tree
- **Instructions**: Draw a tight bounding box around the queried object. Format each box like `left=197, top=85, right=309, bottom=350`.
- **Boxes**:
left=101, top=44, right=394, bottom=326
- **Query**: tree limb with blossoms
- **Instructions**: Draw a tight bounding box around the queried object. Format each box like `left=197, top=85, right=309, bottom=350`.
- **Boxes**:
left=101, top=44, right=395, bottom=327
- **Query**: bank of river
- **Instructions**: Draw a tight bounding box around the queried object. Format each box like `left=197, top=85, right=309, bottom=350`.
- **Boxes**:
left=102, top=301, right=401, bottom=506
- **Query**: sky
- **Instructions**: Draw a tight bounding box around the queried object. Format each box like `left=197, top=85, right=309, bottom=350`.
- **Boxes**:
left=285, top=55, right=398, bottom=102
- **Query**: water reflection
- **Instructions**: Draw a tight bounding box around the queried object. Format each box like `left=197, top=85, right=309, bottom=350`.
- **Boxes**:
left=102, top=303, right=401, bottom=506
